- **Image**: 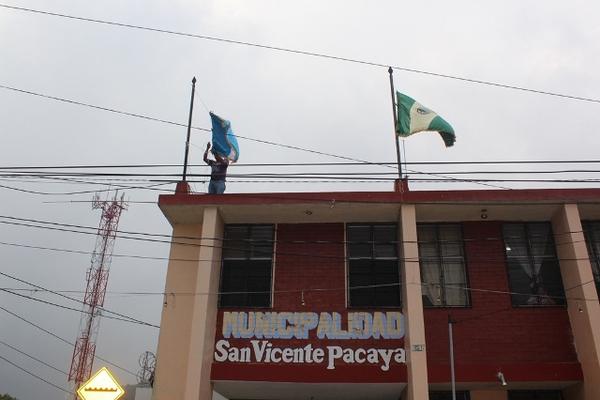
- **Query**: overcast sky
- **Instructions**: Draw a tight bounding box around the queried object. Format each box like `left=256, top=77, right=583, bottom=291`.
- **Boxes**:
left=1, top=1, right=600, bottom=399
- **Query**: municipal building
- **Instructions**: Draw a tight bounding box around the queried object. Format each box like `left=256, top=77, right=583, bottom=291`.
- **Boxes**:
left=151, top=182, right=600, bottom=400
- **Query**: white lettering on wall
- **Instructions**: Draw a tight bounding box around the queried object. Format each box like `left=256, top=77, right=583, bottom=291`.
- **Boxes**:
left=215, top=311, right=406, bottom=372
left=222, top=311, right=404, bottom=340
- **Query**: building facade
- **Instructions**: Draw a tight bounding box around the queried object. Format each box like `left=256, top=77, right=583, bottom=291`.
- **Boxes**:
left=152, top=186, right=600, bottom=400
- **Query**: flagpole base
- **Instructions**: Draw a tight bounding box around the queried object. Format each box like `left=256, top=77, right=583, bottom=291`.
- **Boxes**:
left=394, top=178, right=409, bottom=193
left=175, top=181, right=191, bottom=194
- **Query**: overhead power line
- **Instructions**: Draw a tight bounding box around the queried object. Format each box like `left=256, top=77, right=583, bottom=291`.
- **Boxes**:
left=5, top=159, right=600, bottom=169
left=1, top=83, right=583, bottom=191
left=0, top=271, right=160, bottom=328
left=0, top=3, right=598, bottom=104
left=0, top=305, right=137, bottom=377
left=3, top=279, right=597, bottom=303
left=0, top=339, right=68, bottom=375
left=0, top=354, right=72, bottom=395
left=0, top=213, right=597, bottom=259
left=0, top=84, right=380, bottom=166
left=0, top=287, right=159, bottom=328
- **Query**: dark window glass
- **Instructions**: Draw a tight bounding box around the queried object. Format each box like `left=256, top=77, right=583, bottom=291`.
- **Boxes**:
left=503, top=223, right=565, bottom=306
left=429, top=391, right=470, bottom=400
left=220, top=225, right=274, bottom=307
left=582, top=221, right=600, bottom=298
left=509, top=390, right=563, bottom=400
left=418, top=224, right=469, bottom=307
left=347, top=224, right=400, bottom=307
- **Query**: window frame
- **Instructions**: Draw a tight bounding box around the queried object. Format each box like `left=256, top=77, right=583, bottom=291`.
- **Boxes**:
left=582, top=220, right=600, bottom=299
left=502, top=222, right=566, bottom=307
left=218, top=224, right=275, bottom=309
left=417, top=223, right=471, bottom=308
left=346, top=223, right=402, bottom=309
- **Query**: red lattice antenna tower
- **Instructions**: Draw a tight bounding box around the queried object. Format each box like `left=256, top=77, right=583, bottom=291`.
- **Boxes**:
left=68, top=191, right=127, bottom=396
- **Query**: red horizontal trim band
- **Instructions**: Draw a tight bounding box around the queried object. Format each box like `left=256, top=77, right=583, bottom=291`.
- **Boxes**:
left=428, top=362, right=583, bottom=383
left=159, top=187, right=600, bottom=207
left=210, top=363, right=407, bottom=383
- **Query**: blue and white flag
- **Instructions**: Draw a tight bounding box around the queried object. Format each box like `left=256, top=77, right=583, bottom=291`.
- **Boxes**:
left=210, top=112, right=240, bottom=162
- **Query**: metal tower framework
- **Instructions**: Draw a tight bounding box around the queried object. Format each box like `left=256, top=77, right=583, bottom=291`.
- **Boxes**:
left=68, top=192, right=127, bottom=395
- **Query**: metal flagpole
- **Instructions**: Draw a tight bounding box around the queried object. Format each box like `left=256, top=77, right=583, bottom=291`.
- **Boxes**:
left=388, top=67, right=403, bottom=180
left=449, top=315, right=457, bottom=400
left=182, top=77, right=197, bottom=181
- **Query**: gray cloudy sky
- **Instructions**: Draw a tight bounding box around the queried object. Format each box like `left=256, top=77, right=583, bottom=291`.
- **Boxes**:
left=1, top=1, right=599, bottom=399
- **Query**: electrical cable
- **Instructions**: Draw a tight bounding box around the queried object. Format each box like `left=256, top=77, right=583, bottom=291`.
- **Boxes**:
left=4, top=160, right=600, bottom=169
left=0, top=339, right=68, bottom=375
left=0, top=288, right=159, bottom=328
left=4, top=277, right=596, bottom=303
left=0, top=84, right=387, bottom=167
left=0, top=214, right=598, bottom=264
left=1, top=275, right=597, bottom=300
left=0, top=270, right=160, bottom=327
left=0, top=305, right=137, bottom=377
left=0, top=3, right=598, bottom=104
left=0, top=354, right=72, bottom=395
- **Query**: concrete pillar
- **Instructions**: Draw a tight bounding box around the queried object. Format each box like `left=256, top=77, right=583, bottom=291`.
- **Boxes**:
left=470, top=390, right=507, bottom=400
left=399, top=204, right=429, bottom=400
left=552, top=204, right=600, bottom=400
left=152, top=223, right=202, bottom=399
left=153, top=208, right=224, bottom=400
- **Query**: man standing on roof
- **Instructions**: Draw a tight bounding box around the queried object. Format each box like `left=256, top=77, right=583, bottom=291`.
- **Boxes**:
left=204, top=141, right=229, bottom=194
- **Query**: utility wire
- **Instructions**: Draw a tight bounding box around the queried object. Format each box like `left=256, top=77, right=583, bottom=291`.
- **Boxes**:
left=0, top=3, right=598, bottom=104
left=4, top=279, right=596, bottom=303
left=0, top=83, right=587, bottom=190
left=2, top=275, right=597, bottom=300
left=0, top=305, right=137, bottom=377
left=0, top=84, right=381, bottom=165
left=0, top=288, right=159, bottom=328
left=0, top=339, right=68, bottom=375
left=0, top=215, right=597, bottom=263
left=0, top=270, right=160, bottom=328
left=0, top=212, right=595, bottom=243
left=3, top=84, right=489, bottom=189
left=5, top=160, right=600, bottom=169
left=0, top=354, right=72, bottom=395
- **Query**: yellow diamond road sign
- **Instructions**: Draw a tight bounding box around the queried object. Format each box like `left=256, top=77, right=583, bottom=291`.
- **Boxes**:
left=77, top=367, right=125, bottom=400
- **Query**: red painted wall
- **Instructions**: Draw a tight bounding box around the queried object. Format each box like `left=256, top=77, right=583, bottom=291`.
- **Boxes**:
left=211, top=221, right=581, bottom=384
left=425, top=221, right=580, bottom=383
left=212, top=223, right=406, bottom=383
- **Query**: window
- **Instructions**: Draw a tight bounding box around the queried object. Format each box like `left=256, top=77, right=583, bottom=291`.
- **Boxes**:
left=429, top=391, right=470, bottom=400
left=418, top=224, right=469, bottom=307
left=347, top=224, right=401, bottom=307
left=219, top=225, right=274, bottom=308
left=503, top=223, right=565, bottom=306
left=582, top=221, right=600, bottom=298
left=508, top=390, right=563, bottom=400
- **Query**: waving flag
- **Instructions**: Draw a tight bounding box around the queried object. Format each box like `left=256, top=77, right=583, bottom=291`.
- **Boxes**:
left=396, top=92, right=455, bottom=147
left=209, top=112, right=240, bottom=162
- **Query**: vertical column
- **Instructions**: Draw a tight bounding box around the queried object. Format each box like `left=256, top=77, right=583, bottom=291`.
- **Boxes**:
left=153, top=223, right=203, bottom=400
left=399, top=204, right=429, bottom=400
left=183, top=208, right=224, bottom=400
left=552, top=204, right=600, bottom=400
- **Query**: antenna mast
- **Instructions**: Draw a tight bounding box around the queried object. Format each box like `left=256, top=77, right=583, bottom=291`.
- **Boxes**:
left=68, top=191, right=127, bottom=397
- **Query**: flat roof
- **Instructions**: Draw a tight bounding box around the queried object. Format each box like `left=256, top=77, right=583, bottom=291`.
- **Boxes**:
left=159, top=185, right=600, bottom=225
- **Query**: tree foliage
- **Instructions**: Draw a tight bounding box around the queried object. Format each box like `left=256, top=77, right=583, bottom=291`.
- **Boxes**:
left=0, top=394, right=18, bottom=400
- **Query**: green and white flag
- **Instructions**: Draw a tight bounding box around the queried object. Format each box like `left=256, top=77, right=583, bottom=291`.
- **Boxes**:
left=396, top=91, right=455, bottom=147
